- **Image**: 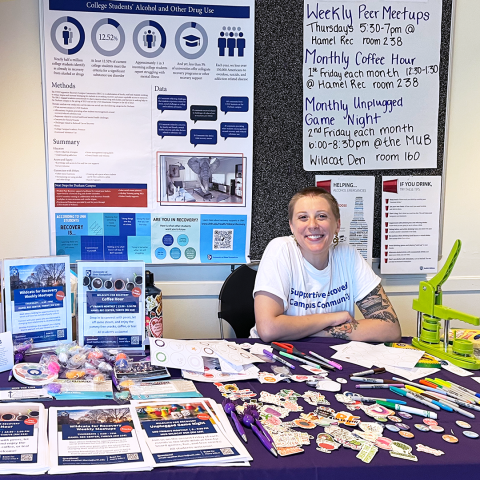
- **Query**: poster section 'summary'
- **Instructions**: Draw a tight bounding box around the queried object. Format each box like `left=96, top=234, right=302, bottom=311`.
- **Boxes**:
left=381, top=176, right=441, bottom=274
left=42, top=0, right=254, bottom=263
left=315, top=175, right=375, bottom=265
left=303, top=0, right=442, bottom=171
left=77, top=261, right=146, bottom=349
left=2, top=256, right=72, bottom=348
left=48, top=405, right=154, bottom=474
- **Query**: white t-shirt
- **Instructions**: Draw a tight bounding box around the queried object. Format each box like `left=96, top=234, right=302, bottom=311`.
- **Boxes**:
left=250, top=236, right=380, bottom=338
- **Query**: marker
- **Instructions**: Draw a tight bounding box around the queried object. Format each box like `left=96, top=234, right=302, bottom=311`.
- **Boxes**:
left=279, top=351, right=334, bottom=371
left=351, top=367, right=385, bottom=377
left=345, top=395, right=407, bottom=405
left=403, top=387, right=454, bottom=412
left=350, top=377, right=399, bottom=384
left=428, top=392, right=480, bottom=412
left=389, top=386, right=441, bottom=410
left=308, top=351, right=343, bottom=370
left=356, top=384, right=404, bottom=389
left=263, top=350, right=296, bottom=370
left=376, top=400, right=438, bottom=419
left=391, top=377, right=448, bottom=395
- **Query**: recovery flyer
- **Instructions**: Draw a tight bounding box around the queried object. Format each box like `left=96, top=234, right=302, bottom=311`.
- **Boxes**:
left=41, top=0, right=254, bottom=264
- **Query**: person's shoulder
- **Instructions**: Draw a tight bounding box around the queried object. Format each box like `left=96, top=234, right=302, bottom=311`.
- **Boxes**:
left=334, top=243, right=357, bottom=257
left=265, top=236, right=296, bottom=251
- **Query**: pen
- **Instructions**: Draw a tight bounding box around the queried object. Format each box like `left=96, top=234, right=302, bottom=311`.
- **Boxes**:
left=428, top=392, right=480, bottom=412
left=391, top=377, right=448, bottom=395
left=351, top=367, right=385, bottom=377
left=350, top=377, right=399, bottom=384
left=404, top=386, right=453, bottom=412
left=231, top=411, right=248, bottom=443
left=346, top=395, right=407, bottom=405
left=279, top=351, right=334, bottom=371
left=376, top=400, right=438, bottom=419
left=308, top=351, right=343, bottom=370
left=252, top=424, right=277, bottom=457
left=436, top=378, right=480, bottom=398
left=263, top=350, right=296, bottom=370
left=389, top=386, right=441, bottom=410
left=255, top=418, right=274, bottom=444
left=356, top=384, right=404, bottom=389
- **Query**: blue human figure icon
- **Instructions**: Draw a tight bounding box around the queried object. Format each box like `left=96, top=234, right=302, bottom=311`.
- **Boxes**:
left=227, top=33, right=236, bottom=56
left=143, top=29, right=156, bottom=49
left=62, top=26, right=73, bottom=46
left=218, top=32, right=226, bottom=56
left=237, top=33, right=245, bottom=56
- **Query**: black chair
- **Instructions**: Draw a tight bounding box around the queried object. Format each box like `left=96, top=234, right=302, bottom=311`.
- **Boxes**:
left=218, top=264, right=257, bottom=338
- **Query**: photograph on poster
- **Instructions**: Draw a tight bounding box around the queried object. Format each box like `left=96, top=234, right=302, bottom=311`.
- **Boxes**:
left=159, top=154, right=245, bottom=206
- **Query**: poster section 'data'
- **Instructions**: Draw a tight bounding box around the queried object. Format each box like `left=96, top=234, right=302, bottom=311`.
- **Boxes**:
left=77, top=262, right=145, bottom=349
left=381, top=176, right=441, bottom=274
left=2, top=256, right=72, bottom=348
left=48, top=405, right=154, bottom=474
left=303, top=0, right=442, bottom=171
left=315, top=175, right=375, bottom=265
left=42, top=0, right=254, bottom=264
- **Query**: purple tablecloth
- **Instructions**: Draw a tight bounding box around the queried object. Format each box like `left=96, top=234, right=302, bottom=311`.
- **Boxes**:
left=6, top=337, right=480, bottom=479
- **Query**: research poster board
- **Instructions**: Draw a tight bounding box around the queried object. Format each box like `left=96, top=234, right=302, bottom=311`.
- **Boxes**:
left=381, top=176, right=442, bottom=274
left=41, top=0, right=254, bottom=264
left=315, top=175, right=375, bottom=265
left=303, top=0, right=443, bottom=171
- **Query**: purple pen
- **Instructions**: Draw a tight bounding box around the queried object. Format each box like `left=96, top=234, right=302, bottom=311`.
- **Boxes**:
left=356, top=384, right=404, bottom=389
left=231, top=411, right=247, bottom=443
left=256, top=418, right=274, bottom=444
left=252, top=424, right=277, bottom=457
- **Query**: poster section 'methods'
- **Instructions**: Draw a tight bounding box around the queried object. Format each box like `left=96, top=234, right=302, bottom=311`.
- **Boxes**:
left=41, top=0, right=254, bottom=264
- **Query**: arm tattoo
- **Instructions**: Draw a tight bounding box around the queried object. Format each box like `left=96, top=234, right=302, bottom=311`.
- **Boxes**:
left=357, top=284, right=398, bottom=324
left=324, top=319, right=359, bottom=340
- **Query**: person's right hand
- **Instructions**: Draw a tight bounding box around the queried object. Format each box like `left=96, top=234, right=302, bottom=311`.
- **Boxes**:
left=327, top=311, right=355, bottom=327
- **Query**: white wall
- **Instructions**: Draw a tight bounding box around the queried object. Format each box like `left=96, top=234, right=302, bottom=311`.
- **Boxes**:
left=1, top=0, right=479, bottom=339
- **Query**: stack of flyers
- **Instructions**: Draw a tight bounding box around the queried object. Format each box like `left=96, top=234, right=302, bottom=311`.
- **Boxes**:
left=131, top=398, right=252, bottom=467
left=48, top=405, right=154, bottom=474
left=0, top=403, right=48, bottom=474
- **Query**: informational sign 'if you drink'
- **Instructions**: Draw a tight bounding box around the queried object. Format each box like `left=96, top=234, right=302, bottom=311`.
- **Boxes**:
left=303, top=0, right=442, bottom=171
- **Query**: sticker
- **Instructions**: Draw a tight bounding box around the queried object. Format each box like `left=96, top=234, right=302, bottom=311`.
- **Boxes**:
left=398, top=411, right=413, bottom=420
left=356, top=443, right=378, bottom=463
left=336, top=378, right=347, bottom=384
left=316, top=433, right=341, bottom=452
left=335, top=394, right=354, bottom=404
left=293, top=418, right=317, bottom=429
left=389, top=441, right=418, bottom=461
left=429, top=425, right=445, bottom=433
left=277, top=446, right=305, bottom=456
left=442, top=434, right=459, bottom=443
left=374, top=416, right=388, bottom=422
left=359, top=422, right=384, bottom=436
left=416, top=444, right=445, bottom=456
left=456, top=420, right=471, bottom=429
left=395, top=423, right=410, bottom=431
left=399, top=431, right=415, bottom=439
left=335, top=411, right=361, bottom=427
left=375, top=436, right=393, bottom=451
left=423, top=418, right=438, bottom=426
left=385, top=424, right=400, bottom=432
left=414, top=423, right=430, bottom=432
left=303, top=391, right=329, bottom=406
left=315, top=380, right=341, bottom=392
left=463, top=431, right=479, bottom=439
left=387, top=415, right=401, bottom=423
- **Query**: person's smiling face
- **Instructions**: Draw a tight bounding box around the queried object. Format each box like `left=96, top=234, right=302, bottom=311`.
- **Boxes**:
left=289, top=195, right=340, bottom=269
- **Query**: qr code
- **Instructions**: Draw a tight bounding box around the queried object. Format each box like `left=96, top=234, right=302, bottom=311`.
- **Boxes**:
left=213, top=229, right=234, bottom=250
left=131, top=336, right=140, bottom=345
left=21, top=454, right=33, bottom=462
left=57, top=330, right=65, bottom=338
left=220, top=448, right=233, bottom=456
left=127, top=453, right=139, bottom=461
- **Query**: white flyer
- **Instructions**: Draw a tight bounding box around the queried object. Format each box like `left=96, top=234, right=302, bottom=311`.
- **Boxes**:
left=48, top=405, right=154, bottom=474
left=77, top=261, right=145, bottom=349
left=3, top=256, right=72, bottom=349
left=381, top=176, right=441, bottom=274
